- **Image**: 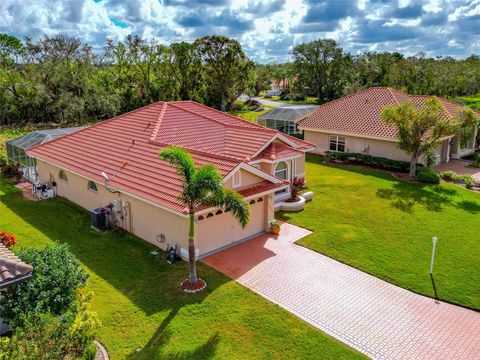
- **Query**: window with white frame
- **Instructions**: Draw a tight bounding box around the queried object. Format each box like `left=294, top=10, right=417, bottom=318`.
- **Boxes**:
left=329, top=135, right=346, bottom=152
left=232, top=171, right=241, bottom=188
left=274, top=161, right=288, bottom=180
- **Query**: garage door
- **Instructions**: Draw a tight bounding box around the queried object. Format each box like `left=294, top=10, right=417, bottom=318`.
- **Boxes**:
left=196, top=198, right=266, bottom=257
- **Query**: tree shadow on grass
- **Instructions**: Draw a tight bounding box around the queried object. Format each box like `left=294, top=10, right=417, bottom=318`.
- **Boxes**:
left=375, top=180, right=472, bottom=213
left=0, top=186, right=229, bottom=315
left=126, top=307, right=219, bottom=359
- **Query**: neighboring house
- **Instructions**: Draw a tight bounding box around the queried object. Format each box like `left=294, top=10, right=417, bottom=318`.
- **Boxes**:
left=256, top=105, right=318, bottom=135
left=0, top=243, right=33, bottom=335
left=28, top=101, right=314, bottom=258
left=6, top=127, right=85, bottom=183
left=298, top=87, right=479, bottom=164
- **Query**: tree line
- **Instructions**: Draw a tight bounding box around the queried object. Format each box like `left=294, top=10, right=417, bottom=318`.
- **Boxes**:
left=1, top=34, right=479, bottom=126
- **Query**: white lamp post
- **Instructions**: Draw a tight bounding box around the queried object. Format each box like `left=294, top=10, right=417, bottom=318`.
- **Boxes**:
left=430, top=236, right=438, bottom=274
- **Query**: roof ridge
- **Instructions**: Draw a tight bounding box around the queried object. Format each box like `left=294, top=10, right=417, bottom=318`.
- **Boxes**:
left=177, top=101, right=277, bottom=132
left=28, top=102, right=166, bottom=153
left=388, top=87, right=401, bottom=105
left=149, top=102, right=168, bottom=142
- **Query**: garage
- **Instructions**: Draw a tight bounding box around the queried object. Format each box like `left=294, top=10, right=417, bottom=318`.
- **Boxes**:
left=196, top=197, right=266, bottom=257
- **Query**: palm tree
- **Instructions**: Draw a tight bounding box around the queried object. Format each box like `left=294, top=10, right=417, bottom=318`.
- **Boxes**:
left=160, top=146, right=250, bottom=291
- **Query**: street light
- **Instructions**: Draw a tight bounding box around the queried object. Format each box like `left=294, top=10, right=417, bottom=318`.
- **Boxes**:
left=430, top=236, right=438, bottom=274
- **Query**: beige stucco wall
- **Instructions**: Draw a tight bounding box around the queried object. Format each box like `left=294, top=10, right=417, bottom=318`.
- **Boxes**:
left=196, top=198, right=266, bottom=256
left=36, top=158, right=277, bottom=257
left=304, top=131, right=416, bottom=162
left=37, top=159, right=190, bottom=251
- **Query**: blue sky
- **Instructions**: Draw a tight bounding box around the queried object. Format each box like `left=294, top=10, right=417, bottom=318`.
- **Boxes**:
left=1, top=0, right=479, bottom=62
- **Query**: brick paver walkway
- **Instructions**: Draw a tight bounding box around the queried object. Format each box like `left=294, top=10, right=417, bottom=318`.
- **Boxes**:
left=203, top=223, right=480, bottom=359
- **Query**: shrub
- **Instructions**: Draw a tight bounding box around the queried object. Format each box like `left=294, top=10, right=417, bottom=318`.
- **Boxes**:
left=325, top=151, right=415, bottom=172
left=279, top=93, right=306, bottom=102
left=1, top=162, right=23, bottom=182
left=424, top=150, right=437, bottom=168
left=1, top=244, right=88, bottom=324
left=416, top=168, right=441, bottom=184
left=471, top=152, right=480, bottom=168
left=0, top=291, right=99, bottom=360
left=440, top=170, right=456, bottom=180
left=464, top=177, right=475, bottom=189
left=0, top=231, right=16, bottom=249
left=270, top=220, right=280, bottom=228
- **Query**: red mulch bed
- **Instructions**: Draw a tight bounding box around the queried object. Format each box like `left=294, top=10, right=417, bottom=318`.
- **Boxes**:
left=284, top=197, right=301, bottom=203
left=181, top=278, right=206, bottom=293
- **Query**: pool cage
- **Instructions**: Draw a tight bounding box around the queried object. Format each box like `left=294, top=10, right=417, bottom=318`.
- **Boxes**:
left=6, top=127, right=85, bottom=183
left=256, top=105, right=318, bottom=135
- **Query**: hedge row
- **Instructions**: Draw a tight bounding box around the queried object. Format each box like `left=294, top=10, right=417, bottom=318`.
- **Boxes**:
left=325, top=151, right=418, bottom=172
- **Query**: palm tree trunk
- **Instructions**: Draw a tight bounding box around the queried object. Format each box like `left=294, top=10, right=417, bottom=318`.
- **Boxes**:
left=188, top=212, right=197, bottom=284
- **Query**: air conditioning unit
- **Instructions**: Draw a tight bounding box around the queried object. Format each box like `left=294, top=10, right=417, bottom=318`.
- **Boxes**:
left=91, top=207, right=110, bottom=230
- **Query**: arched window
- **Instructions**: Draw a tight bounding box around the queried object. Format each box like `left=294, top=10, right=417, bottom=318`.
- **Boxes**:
left=257, top=197, right=263, bottom=202
left=274, top=161, right=288, bottom=180
left=59, top=170, right=68, bottom=182
left=249, top=199, right=256, bottom=204
left=87, top=180, right=98, bottom=192
left=215, top=209, right=223, bottom=215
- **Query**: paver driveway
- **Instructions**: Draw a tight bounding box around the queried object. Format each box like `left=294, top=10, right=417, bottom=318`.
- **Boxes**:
left=203, top=223, right=480, bottom=359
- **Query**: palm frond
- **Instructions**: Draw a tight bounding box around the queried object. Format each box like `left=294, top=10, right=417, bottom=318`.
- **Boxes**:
left=192, top=164, right=224, bottom=199
left=159, top=146, right=195, bottom=184
left=224, top=189, right=250, bottom=228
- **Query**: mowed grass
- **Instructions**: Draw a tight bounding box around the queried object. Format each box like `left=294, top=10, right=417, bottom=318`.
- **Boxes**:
left=230, top=105, right=273, bottom=122
left=278, top=156, right=480, bottom=310
left=457, top=94, right=480, bottom=110
left=0, top=178, right=363, bottom=360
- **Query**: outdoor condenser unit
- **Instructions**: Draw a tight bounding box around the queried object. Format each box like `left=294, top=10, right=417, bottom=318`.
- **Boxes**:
left=91, top=207, right=110, bottom=230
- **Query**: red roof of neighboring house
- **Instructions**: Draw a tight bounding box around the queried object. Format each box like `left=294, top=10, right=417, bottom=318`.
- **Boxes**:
left=299, top=87, right=478, bottom=140
left=28, top=101, right=312, bottom=214
left=0, top=243, right=33, bottom=289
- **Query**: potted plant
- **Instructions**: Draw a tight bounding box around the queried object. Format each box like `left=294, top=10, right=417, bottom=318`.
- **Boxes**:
left=270, top=220, right=281, bottom=235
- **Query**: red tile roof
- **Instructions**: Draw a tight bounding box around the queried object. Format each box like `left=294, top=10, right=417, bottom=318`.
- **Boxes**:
left=0, top=243, right=33, bottom=289
left=28, top=101, right=312, bottom=214
left=252, top=142, right=303, bottom=162
left=299, top=87, right=478, bottom=140
left=237, top=181, right=288, bottom=198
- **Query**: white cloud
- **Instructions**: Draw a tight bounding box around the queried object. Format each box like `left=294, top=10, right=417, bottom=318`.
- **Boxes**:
left=0, top=0, right=477, bottom=62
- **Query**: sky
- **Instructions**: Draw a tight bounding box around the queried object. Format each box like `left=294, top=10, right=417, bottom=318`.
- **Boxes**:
left=1, top=0, right=479, bottom=63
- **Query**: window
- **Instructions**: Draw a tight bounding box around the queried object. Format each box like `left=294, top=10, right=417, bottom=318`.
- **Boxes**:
left=59, top=170, right=68, bottom=182
left=329, top=135, right=346, bottom=152
left=87, top=180, right=98, bottom=192
left=232, top=171, right=241, bottom=188
left=274, top=161, right=288, bottom=180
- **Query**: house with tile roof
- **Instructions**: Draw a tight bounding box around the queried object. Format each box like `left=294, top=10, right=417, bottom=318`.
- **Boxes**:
left=27, top=101, right=315, bottom=258
left=298, top=87, right=479, bottom=164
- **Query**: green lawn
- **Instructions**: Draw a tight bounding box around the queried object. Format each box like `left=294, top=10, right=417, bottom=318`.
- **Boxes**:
left=0, top=178, right=362, bottom=359
left=264, top=96, right=318, bottom=105
left=457, top=94, right=480, bottom=111
left=230, top=105, right=273, bottom=122
left=279, top=156, right=480, bottom=310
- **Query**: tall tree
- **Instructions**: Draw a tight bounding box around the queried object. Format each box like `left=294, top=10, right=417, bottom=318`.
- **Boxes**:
left=292, top=39, right=350, bottom=102
left=381, top=97, right=478, bottom=176
left=159, top=146, right=250, bottom=291
left=194, top=35, right=253, bottom=111
left=166, top=42, right=202, bottom=100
